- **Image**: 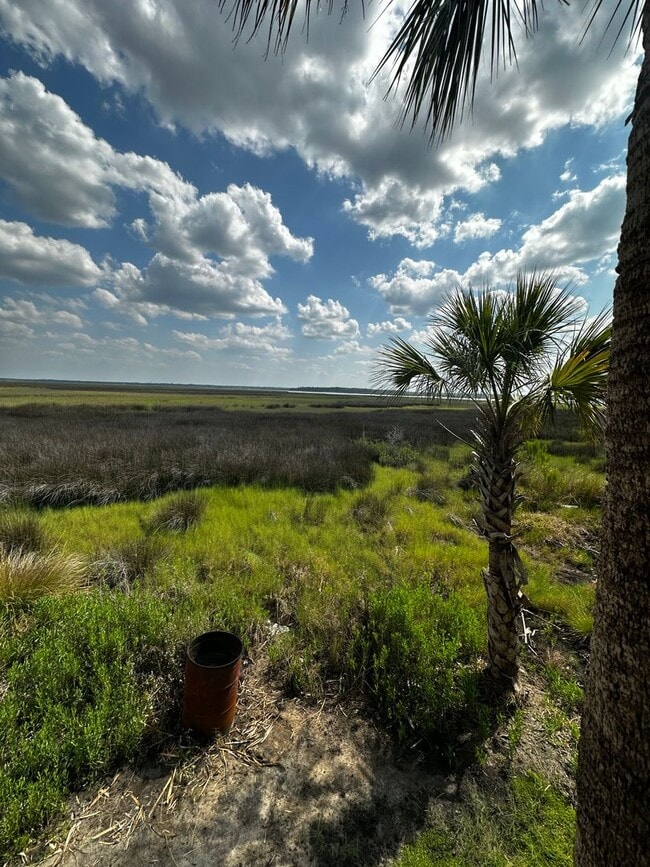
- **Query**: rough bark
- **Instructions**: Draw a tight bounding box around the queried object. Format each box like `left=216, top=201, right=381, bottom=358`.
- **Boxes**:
left=476, top=444, right=523, bottom=685
left=575, top=8, right=650, bottom=864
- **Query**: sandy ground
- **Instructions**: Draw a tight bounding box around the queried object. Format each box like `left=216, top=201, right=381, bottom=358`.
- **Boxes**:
left=28, top=658, right=453, bottom=867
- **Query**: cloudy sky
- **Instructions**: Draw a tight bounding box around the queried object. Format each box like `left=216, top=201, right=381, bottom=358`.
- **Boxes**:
left=0, top=0, right=639, bottom=387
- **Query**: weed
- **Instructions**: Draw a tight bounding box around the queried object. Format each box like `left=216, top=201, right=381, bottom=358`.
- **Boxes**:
left=545, top=664, right=584, bottom=714
left=0, top=549, right=87, bottom=605
left=143, top=490, right=207, bottom=532
left=409, top=471, right=449, bottom=505
left=296, top=495, right=329, bottom=526
left=508, top=707, right=525, bottom=756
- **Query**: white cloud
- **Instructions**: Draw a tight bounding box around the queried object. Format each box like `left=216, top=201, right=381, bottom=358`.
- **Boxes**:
left=367, top=317, right=412, bottom=336
left=107, top=255, right=287, bottom=320
left=173, top=318, right=292, bottom=359
left=454, top=213, right=502, bottom=243
left=297, top=295, right=359, bottom=339
left=0, top=220, right=102, bottom=286
left=0, top=72, right=312, bottom=318
left=369, top=259, right=457, bottom=316
left=0, top=0, right=638, bottom=246
left=0, top=296, right=83, bottom=328
left=370, top=176, right=624, bottom=315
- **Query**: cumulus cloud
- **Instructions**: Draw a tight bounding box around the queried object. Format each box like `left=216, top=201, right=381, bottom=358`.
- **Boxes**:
left=370, top=176, right=624, bottom=315
left=369, top=259, right=457, bottom=316
left=0, top=0, right=638, bottom=246
left=0, top=220, right=102, bottom=286
left=0, top=296, right=83, bottom=328
left=297, top=295, right=359, bottom=339
left=173, top=317, right=292, bottom=358
left=367, top=317, right=412, bottom=336
left=454, top=213, right=502, bottom=243
left=107, top=255, right=287, bottom=319
left=0, top=72, right=312, bottom=317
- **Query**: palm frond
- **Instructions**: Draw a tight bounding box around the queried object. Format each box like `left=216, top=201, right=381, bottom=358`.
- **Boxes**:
left=430, top=288, right=509, bottom=386
left=219, top=0, right=336, bottom=54
left=499, top=272, right=585, bottom=381
left=581, top=0, right=644, bottom=51
left=373, top=336, right=444, bottom=400
left=536, top=309, right=612, bottom=440
left=372, top=0, right=552, bottom=143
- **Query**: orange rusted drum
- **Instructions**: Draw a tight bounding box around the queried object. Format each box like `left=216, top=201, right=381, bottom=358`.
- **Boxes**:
left=182, top=631, right=243, bottom=737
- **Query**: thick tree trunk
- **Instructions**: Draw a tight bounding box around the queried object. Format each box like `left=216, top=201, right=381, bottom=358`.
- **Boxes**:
left=575, top=7, right=650, bottom=864
left=476, top=446, right=522, bottom=686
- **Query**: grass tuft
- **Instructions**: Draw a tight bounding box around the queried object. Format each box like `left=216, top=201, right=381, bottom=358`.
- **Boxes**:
left=92, top=537, right=166, bottom=591
left=143, top=490, right=207, bottom=533
left=0, top=549, right=87, bottom=605
left=0, top=510, right=48, bottom=554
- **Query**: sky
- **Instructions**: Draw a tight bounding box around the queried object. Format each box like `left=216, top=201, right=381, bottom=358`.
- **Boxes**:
left=0, top=0, right=640, bottom=388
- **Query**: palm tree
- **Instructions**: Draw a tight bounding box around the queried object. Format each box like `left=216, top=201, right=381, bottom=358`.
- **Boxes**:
left=218, top=0, right=649, bottom=861
left=375, top=275, right=610, bottom=686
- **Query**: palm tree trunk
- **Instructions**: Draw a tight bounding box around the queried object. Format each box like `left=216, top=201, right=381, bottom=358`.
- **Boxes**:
left=476, top=446, right=522, bottom=686
left=575, top=6, right=650, bottom=863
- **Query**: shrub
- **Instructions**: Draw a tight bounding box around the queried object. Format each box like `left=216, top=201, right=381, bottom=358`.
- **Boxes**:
left=0, top=549, right=87, bottom=605
left=0, top=591, right=192, bottom=857
left=363, top=439, right=424, bottom=469
left=356, top=583, right=483, bottom=754
left=144, top=490, right=207, bottom=532
left=0, top=510, right=47, bottom=554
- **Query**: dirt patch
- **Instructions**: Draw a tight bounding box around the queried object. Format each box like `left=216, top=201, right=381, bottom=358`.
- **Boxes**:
left=27, top=658, right=452, bottom=867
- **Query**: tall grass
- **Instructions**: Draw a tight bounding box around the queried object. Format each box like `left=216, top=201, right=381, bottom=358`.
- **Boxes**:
left=0, top=549, right=87, bottom=605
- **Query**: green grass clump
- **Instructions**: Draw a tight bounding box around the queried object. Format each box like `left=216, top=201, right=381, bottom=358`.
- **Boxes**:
left=350, top=490, right=394, bottom=531
left=357, top=583, right=483, bottom=753
left=0, top=549, right=87, bottom=605
left=92, top=536, right=166, bottom=590
left=395, top=772, right=575, bottom=866
left=143, top=490, right=207, bottom=532
left=0, top=591, right=194, bottom=858
left=0, top=509, right=48, bottom=554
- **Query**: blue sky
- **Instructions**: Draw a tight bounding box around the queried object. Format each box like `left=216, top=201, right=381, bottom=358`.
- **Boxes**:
left=0, top=1, right=639, bottom=387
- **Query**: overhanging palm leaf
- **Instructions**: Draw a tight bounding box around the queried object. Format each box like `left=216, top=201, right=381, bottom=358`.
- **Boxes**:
left=219, top=0, right=643, bottom=141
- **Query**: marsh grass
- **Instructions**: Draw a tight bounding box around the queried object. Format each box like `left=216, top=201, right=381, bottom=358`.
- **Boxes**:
left=0, top=404, right=479, bottom=508
left=92, top=537, right=166, bottom=591
left=0, top=549, right=88, bottom=605
left=142, top=490, right=207, bottom=533
left=0, top=509, right=48, bottom=554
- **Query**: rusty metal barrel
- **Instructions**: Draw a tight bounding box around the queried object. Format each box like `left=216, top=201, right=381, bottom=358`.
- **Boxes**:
left=182, top=630, right=243, bottom=737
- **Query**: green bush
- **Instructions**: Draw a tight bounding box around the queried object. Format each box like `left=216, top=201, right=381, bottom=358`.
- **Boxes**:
left=357, top=583, right=483, bottom=754
left=363, top=439, right=424, bottom=469
left=0, top=591, right=191, bottom=857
